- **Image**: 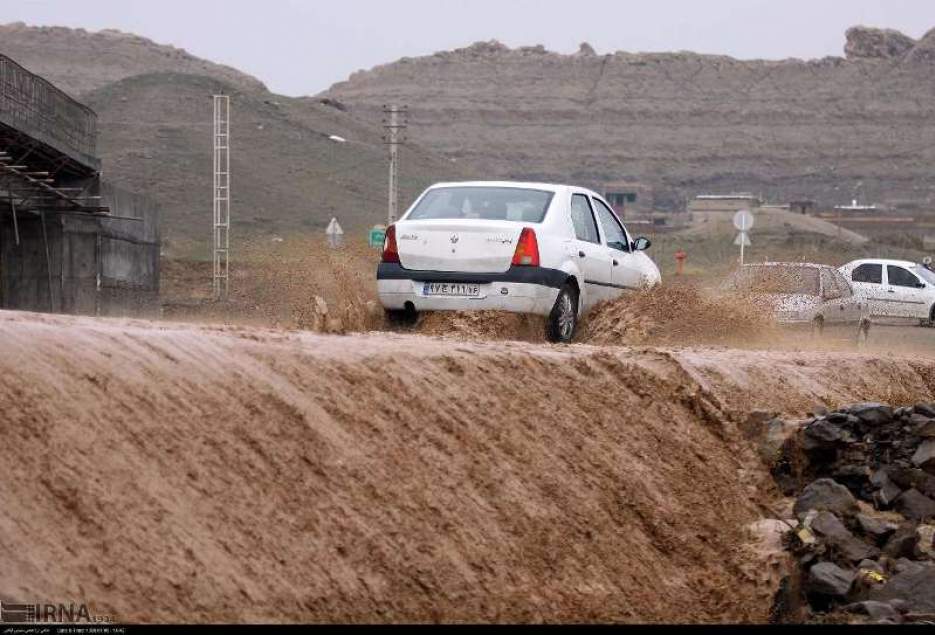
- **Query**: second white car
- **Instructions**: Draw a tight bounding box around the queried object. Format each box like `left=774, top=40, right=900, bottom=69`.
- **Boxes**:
left=839, top=258, right=935, bottom=324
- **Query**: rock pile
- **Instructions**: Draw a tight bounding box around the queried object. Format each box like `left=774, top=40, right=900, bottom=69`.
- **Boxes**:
left=771, top=402, right=935, bottom=623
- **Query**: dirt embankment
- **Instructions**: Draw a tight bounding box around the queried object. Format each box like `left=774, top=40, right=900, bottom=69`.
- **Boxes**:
left=3, top=311, right=935, bottom=623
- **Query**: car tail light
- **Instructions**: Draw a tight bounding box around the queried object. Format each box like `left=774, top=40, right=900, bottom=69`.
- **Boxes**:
left=382, top=225, right=400, bottom=263
left=512, top=228, right=540, bottom=267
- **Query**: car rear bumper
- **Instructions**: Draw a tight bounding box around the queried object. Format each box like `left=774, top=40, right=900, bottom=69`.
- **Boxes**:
left=376, top=263, right=564, bottom=316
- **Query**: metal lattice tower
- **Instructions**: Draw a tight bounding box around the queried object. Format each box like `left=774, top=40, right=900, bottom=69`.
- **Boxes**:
left=383, top=105, right=408, bottom=224
left=212, top=95, right=230, bottom=300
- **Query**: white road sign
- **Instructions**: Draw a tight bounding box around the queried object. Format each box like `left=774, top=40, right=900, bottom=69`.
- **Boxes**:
left=734, top=232, right=751, bottom=247
left=733, top=209, right=755, bottom=232
left=326, top=217, right=344, bottom=249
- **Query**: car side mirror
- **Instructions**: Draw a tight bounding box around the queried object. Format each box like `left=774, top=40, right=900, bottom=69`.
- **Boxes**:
left=917, top=282, right=927, bottom=289
left=632, top=237, right=651, bottom=251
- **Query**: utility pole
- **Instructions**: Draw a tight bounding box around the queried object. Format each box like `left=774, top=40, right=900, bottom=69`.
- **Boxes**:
left=212, top=94, right=230, bottom=300
left=383, top=105, right=408, bottom=225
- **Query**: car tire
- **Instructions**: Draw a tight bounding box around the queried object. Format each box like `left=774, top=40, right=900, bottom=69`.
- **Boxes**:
left=384, top=306, right=418, bottom=328
left=547, top=284, right=578, bottom=343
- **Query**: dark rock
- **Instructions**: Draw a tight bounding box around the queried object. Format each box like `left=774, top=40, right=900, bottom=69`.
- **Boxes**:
left=895, top=489, right=935, bottom=521
left=893, top=557, right=929, bottom=575
left=869, top=565, right=935, bottom=613
left=802, top=420, right=849, bottom=453
left=856, top=513, right=897, bottom=543
left=795, top=479, right=858, bottom=517
left=843, top=600, right=901, bottom=621
left=833, top=464, right=871, bottom=495
left=917, top=420, right=935, bottom=439
left=848, top=403, right=894, bottom=426
left=912, top=439, right=935, bottom=474
left=872, top=473, right=903, bottom=508
left=807, top=561, right=855, bottom=598
left=889, top=598, right=910, bottom=614
left=913, top=403, right=935, bottom=419
left=885, top=465, right=925, bottom=491
left=883, top=522, right=920, bottom=559
left=845, top=26, right=916, bottom=60
left=811, top=511, right=879, bottom=563
left=827, top=411, right=848, bottom=424
left=909, top=412, right=935, bottom=427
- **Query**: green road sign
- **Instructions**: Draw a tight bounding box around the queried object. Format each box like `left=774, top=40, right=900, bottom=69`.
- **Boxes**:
left=369, top=225, right=386, bottom=249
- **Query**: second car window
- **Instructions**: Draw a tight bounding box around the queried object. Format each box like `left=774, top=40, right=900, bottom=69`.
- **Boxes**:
left=570, top=194, right=600, bottom=243
left=888, top=265, right=921, bottom=288
left=592, top=198, right=630, bottom=251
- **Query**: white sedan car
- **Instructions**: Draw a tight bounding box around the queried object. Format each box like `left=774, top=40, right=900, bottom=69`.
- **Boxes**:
left=377, top=181, right=661, bottom=342
left=723, top=262, right=870, bottom=337
left=839, top=258, right=935, bottom=325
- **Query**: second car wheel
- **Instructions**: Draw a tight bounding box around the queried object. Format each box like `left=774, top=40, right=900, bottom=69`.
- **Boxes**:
left=547, top=284, right=578, bottom=343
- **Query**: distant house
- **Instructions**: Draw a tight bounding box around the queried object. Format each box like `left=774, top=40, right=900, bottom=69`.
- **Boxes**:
left=603, top=181, right=652, bottom=218
left=687, top=194, right=761, bottom=215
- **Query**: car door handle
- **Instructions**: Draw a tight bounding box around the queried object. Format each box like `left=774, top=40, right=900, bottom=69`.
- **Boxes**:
left=578, top=251, right=586, bottom=258
left=613, top=259, right=619, bottom=267
left=887, top=289, right=895, bottom=293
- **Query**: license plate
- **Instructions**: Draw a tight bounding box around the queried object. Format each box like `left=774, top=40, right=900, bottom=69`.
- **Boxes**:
left=422, top=282, right=482, bottom=297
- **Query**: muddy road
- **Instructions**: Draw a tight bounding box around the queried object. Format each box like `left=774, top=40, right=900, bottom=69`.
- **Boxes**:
left=2, top=310, right=935, bottom=622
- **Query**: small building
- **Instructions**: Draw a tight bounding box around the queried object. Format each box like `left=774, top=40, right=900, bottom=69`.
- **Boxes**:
left=687, top=194, right=762, bottom=215
left=603, top=181, right=654, bottom=218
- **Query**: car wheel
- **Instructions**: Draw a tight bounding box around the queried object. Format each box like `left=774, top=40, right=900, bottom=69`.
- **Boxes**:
left=547, top=284, right=578, bottom=343
left=384, top=306, right=418, bottom=328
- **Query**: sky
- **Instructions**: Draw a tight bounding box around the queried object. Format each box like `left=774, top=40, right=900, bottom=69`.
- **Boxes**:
left=4, top=0, right=935, bottom=96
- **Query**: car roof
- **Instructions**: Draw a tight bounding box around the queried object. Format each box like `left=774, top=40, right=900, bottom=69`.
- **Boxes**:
left=844, top=258, right=918, bottom=269
left=426, top=181, right=597, bottom=195
left=743, top=262, right=829, bottom=270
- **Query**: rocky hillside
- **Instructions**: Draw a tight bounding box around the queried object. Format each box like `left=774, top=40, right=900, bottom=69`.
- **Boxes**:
left=0, top=22, right=264, bottom=96
left=321, top=26, right=935, bottom=212
left=0, top=23, right=469, bottom=247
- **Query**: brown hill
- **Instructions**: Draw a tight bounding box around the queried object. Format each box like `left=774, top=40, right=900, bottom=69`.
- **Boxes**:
left=321, top=26, right=935, bottom=212
left=0, top=21, right=265, bottom=96
left=82, top=72, right=465, bottom=247
left=0, top=24, right=470, bottom=247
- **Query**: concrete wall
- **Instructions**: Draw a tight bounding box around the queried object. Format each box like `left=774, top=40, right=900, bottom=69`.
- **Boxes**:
left=0, top=181, right=160, bottom=316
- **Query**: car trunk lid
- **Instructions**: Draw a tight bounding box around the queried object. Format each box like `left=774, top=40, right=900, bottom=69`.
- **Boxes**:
left=395, top=220, right=525, bottom=273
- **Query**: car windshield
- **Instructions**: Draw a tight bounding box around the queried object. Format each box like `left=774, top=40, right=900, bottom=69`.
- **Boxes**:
left=728, top=266, right=820, bottom=296
left=407, top=187, right=554, bottom=222
left=913, top=266, right=935, bottom=285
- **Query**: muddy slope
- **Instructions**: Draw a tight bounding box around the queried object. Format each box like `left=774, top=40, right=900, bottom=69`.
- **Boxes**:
left=2, top=312, right=935, bottom=622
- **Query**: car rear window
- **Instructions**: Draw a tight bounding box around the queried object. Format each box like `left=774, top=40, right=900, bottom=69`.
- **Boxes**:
left=407, top=187, right=554, bottom=222
left=728, top=266, right=820, bottom=296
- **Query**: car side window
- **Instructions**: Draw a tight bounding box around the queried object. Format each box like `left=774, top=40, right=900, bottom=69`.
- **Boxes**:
left=821, top=269, right=842, bottom=300
left=852, top=263, right=883, bottom=284
left=591, top=197, right=630, bottom=251
left=888, top=265, right=921, bottom=288
left=569, top=194, right=600, bottom=244
left=832, top=270, right=853, bottom=298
